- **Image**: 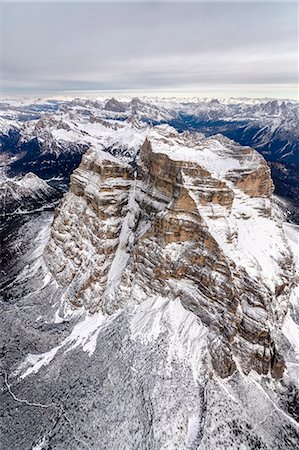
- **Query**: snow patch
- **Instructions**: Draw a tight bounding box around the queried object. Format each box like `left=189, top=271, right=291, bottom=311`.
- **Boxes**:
left=283, top=312, right=299, bottom=356
left=130, top=295, right=207, bottom=380
left=16, top=310, right=110, bottom=379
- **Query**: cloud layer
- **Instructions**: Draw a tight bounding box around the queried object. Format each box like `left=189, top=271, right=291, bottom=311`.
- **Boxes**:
left=1, top=2, right=298, bottom=98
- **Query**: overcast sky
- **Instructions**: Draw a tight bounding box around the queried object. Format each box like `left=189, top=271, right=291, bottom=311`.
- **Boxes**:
left=1, top=1, right=298, bottom=99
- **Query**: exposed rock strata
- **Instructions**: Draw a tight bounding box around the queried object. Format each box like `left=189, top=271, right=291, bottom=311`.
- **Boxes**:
left=45, top=125, right=294, bottom=379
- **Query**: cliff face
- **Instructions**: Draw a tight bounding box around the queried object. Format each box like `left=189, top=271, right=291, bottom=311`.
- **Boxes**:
left=45, top=125, right=293, bottom=379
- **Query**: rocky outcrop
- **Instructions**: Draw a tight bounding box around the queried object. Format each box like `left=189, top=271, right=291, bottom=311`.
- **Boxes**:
left=234, top=163, right=274, bottom=197
left=104, top=97, right=127, bottom=113
left=45, top=125, right=294, bottom=379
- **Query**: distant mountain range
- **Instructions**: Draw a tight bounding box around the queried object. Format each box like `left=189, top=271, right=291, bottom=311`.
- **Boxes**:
left=0, top=96, right=298, bottom=214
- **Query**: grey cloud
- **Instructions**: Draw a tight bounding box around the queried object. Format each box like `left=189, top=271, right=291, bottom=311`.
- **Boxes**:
left=1, top=2, right=298, bottom=98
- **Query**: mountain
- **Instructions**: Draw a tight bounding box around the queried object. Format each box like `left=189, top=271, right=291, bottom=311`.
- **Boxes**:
left=2, top=119, right=299, bottom=449
left=0, top=101, right=148, bottom=181
left=103, top=97, right=299, bottom=208
left=0, top=172, right=59, bottom=217
left=1, top=96, right=298, bottom=212
left=104, top=97, right=127, bottom=113
left=138, top=98, right=299, bottom=165
left=0, top=172, right=62, bottom=297
left=45, top=125, right=289, bottom=377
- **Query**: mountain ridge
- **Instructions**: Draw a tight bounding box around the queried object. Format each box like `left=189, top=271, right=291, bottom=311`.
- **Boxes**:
left=1, top=99, right=299, bottom=450
left=1, top=96, right=298, bottom=213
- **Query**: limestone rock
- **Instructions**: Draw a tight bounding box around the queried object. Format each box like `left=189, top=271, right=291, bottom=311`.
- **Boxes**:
left=45, top=124, right=295, bottom=379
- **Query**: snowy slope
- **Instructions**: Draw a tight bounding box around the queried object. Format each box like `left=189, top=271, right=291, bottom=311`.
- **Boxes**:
left=1, top=100, right=299, bottom=450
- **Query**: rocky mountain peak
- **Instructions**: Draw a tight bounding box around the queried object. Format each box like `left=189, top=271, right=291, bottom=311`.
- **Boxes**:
left=2, top=98, right=299, bottom=450
left=44, top=124, right=294, bottom=380
left=104, top=97, right=127, bottom=113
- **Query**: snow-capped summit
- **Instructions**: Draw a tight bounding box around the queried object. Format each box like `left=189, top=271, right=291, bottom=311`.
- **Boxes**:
left=0, top=172, right=59, bottom=217
left=44, top=124, right=293, bottom=383
left=1, top=98, right=299, bottom=450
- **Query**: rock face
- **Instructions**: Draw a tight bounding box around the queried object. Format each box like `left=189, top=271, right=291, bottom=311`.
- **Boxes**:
left=45, top=124, right=294, bottom=379
left=104, top=97, right=127, bottom=113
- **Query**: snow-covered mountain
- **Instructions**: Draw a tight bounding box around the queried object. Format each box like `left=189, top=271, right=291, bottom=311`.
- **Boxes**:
left=1, top=96, right=298, bottom=164
left=0, top=172, right=59, bottom=217
left=1, top=96, right=298, bottom=209
left=1, top=114, right=299, bottom=449
left=45, top=125, right=290, bottom=377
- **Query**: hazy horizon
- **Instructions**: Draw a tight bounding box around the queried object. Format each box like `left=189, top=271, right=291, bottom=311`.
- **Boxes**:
left=1, top=91, right=298, bottom=103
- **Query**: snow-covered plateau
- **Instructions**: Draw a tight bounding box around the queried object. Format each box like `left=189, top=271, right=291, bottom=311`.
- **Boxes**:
left=1, top=97, right=299, bottom=450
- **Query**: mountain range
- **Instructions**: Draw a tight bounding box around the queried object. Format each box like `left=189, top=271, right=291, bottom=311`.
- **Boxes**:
left=1, top=97, right=299, bottom=450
